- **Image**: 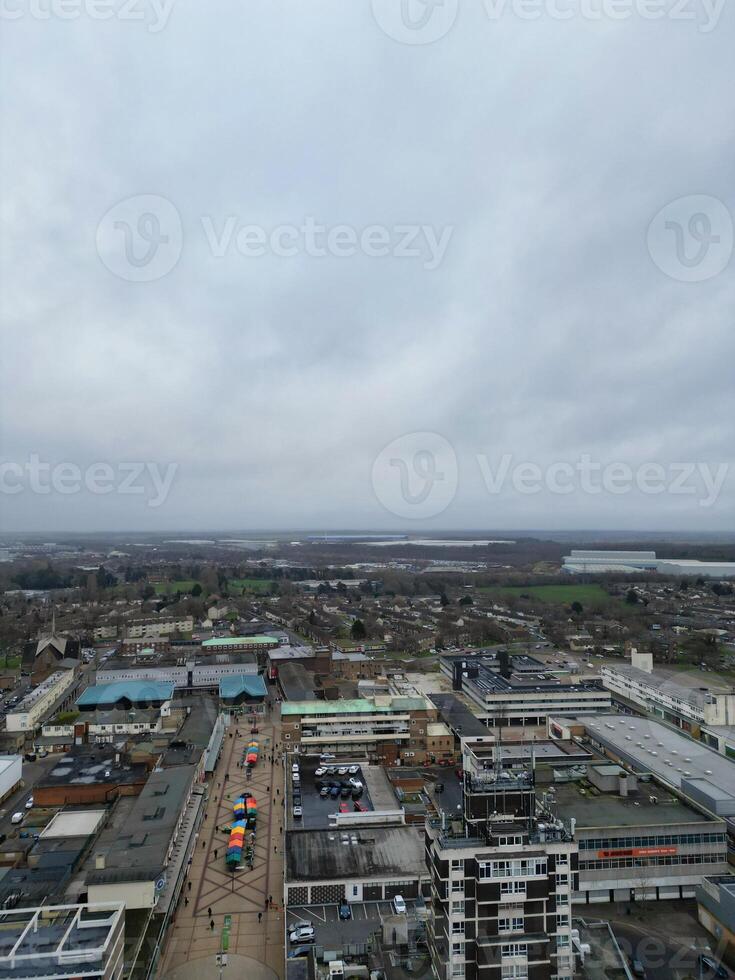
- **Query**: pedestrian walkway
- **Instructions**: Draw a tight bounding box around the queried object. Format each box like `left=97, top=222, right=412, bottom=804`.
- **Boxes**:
left=160, top=710, right=285, bottom=980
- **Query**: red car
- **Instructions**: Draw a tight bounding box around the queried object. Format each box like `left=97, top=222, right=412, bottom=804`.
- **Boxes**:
left=353, top=801, right=367, bottom=812
left=339, top=803, right=350, bottom=813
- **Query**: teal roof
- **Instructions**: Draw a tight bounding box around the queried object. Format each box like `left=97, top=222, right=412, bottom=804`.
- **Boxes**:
left=202, top=636, right=279, bottom=647
left=219, top=674, right=268, bottom=700
left=281, top=696, right=429, bottom=716
left=77, top=681, right=173, bottom=708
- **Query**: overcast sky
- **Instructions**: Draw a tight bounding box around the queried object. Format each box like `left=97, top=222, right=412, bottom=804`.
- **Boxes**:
left=1, top=0, right=733, bottom=533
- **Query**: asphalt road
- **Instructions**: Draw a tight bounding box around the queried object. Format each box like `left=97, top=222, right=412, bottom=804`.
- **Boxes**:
left=608, top=918, right=724, bottom=980
left=0, top=753, right=59, bottom=837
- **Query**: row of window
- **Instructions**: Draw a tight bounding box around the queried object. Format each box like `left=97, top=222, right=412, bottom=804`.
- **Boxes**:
left=580, top=833, right=725, bottom=849
left=580, top=853, right=727, bottom=871
left=478, top=860, right=547, bottom=879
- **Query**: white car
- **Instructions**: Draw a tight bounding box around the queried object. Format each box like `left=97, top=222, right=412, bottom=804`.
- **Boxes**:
left=24, top=797, right=33, bottom=810
left=289, top=924, right=314, bottom=943
left=314, top=767, right=326, bottom=777
left=292, top=762, right=300, bottom=773
left=337, top=767, right=348, bottom=775
left=292, top=773, right=300, bottom=785
left=348, top=766, right=360, bottom=774
left=392, top=895, right=407, bottom=914
left=348, top=778, right=363, bottom=789
left=293, top=805, right=303, bottom=818
left=10, top=813, right=23, bottom=825
left=319, top=753, right=336, bottom=761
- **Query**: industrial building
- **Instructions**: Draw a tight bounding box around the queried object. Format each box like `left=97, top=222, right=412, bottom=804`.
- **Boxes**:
left=563, top=549, right=735, bottom=578
left=441, top=653, right=611, bottom=726
left=76, top=680, right=174, bottom=711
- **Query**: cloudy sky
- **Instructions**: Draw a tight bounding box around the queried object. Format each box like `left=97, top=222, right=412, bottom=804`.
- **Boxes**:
left=1, top=0, right=733, bottom=533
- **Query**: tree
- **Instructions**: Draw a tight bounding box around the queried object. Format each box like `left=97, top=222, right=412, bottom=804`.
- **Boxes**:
left=625, top=589, right=639, bottom=605
left=459, top=595, right=473, bottom=606
left=570, top=601, right=583, bottom=615
left=440, top=593, right=450, bottom=607
left=191, top=583, right=203, bottom=597
left=351, top=619, right=367, bottom=640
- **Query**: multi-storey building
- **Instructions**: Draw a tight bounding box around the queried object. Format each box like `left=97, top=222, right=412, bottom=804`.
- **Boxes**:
left=442, top=654, right=611, bottom=726
left=601, top=650, right=735, bottom=732
left=281, top=695, right=440, bottom=764
left=5, top=670, right=78, bottom=733
left=426, top=742, right=578, bottom=980
left=126, top=616, right=194, bottom=638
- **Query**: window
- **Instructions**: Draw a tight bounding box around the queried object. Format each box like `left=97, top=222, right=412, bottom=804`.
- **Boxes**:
left=501, top=967, right=527, bottom=980
left=501, top=944, right=527, bottom=958
left=556, top=874, right=569, bottom=886
left=556, top=853, right=569, bottom=866
left=451, top=921, right=465, bottom=935
left=451, top=859, right=464, bottom=870
left=451, top=901, right=465, bottom=914
left=499, top=915, right=524, bottom=934
left=501, top=881, right=525, bottom=895
left=556, top=913, right=569, bottom=928
left=451, top=942, right=465, bottom=956
left=451, top=880, right=464, bottom=894
left=557, top=935, right=570, bottom=947
left=452, top=965, right=465, bottom=978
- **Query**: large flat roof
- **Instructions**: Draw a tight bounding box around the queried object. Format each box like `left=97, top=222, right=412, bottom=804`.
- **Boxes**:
left=282, top=696, right=430, bottom=716
left=41, top=810, right=106, bottom=839
left=286, top=826, right=426, bottom=882
left=202, top=635, right=278, bottom=647
left=581, top=713, right=735, bottom=800
left=77, top=680, right=173, bottom=708
left=554, top=779, right=712, bottom=829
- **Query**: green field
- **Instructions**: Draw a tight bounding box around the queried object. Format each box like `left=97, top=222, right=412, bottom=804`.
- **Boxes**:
left=478, top=584, right=613, bottom=604
left=226, top=578, right=273, bottom=594
left=154, top=580, right=202, bottom=594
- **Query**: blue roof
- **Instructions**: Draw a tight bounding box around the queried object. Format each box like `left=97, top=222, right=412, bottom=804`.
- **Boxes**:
left=219, top=674, right=267, bottom=700
left=76, top=681, right=174, bottom=708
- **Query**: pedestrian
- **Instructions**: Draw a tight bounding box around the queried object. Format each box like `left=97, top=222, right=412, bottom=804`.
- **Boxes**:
left=276, top=787, right=279, bottom=795
left=210, top=920, right=214, bottom=931
left=268, top=894, right=273, bottom=906
left=258, top=912, right=262, bottom=923
left=202, top=841, right=206, bottom=849
left=188, top=881, right=192, bottom=892
left=274, top=845, right=277, bottom=853
left=208, top=907, right=212, bottom=917
left=184, top=897, right=189, bottom=907
left=267, top=785, right=270, bottom=792
left=214, top=848, right=218, bottom=859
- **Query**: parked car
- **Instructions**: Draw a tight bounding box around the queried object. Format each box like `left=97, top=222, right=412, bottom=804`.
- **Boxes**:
left=340, top=786, right=351, bottom=798
left=292, top=805, right=303, bottom=818
left=700, top=955, right=728, bottom=978
left=339, top=803, right=349, bottom=813
left=631, top=960, right=646, bottom=978
left=348, top=778, right=363, bottom=789
left=289, top=925, right=315, bottom=944
left=320, top=786, right=330, bottom=798
left=314, top=767, right=326, bottom=777
left=338, top=903, right=352, bottom=920
left=292, top=763, right=300, bottom=773
left=337, top=767, right=348, bottom=775
left=347, top=766, right=359, bottom=774
left=292, top=773, right=300, bottom=785
left=351, top=787, right=364, bottom=799
left=319, top=753, right=336, bottom=761
left=24, top=797, right=33, bottom=810
left=392, top=895, right=407, bottom=914
left=288, top=946, right=313, bottom=959
left=330, top=786, right=340, bottom=798
left=353, top=801, right=367, bottom=812
left=10, top=813, right=23, bottom=825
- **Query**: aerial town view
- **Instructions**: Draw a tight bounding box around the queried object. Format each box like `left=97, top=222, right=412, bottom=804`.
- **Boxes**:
left=1, top=1, right=734, bottom=980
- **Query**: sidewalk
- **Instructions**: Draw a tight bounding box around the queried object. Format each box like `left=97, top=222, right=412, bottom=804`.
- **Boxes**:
left=160, top=712, right=286, bottom=980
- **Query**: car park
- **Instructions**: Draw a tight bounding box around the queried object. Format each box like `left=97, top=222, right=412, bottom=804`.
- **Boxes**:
left=392, top=895, right=407, bottom=914
left=289, top=925, right=315, bottom=944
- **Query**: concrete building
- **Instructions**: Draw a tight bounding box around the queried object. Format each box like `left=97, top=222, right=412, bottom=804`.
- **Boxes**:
left=95, top=653, right=258, bottom=690
left=601, top=650, right=735, bottom=732
left=201, top=635, right=279, bottom=652
left=697, top=876, right=735, bottom=969
left=34, top=748, right=149, bottom=806
left=0, top=902, right=125, bottom=980
left=426, top=746, right=577, bottom=980
left=6, top=670, right=77, bottom=733
left=281, top=695, right=441, bottom=764
left=41, top=707, right=164, bottom=745
left=442, top=654, right=611, bottom=726
left=76, top=680, right=173, bottom=711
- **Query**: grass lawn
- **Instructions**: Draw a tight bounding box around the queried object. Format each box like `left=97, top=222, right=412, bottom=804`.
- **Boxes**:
left=154, top=579, right=201, bottom=595
left=478, top=583, right=613, bottom=604
left=227, top=578, right=273, bottom=594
